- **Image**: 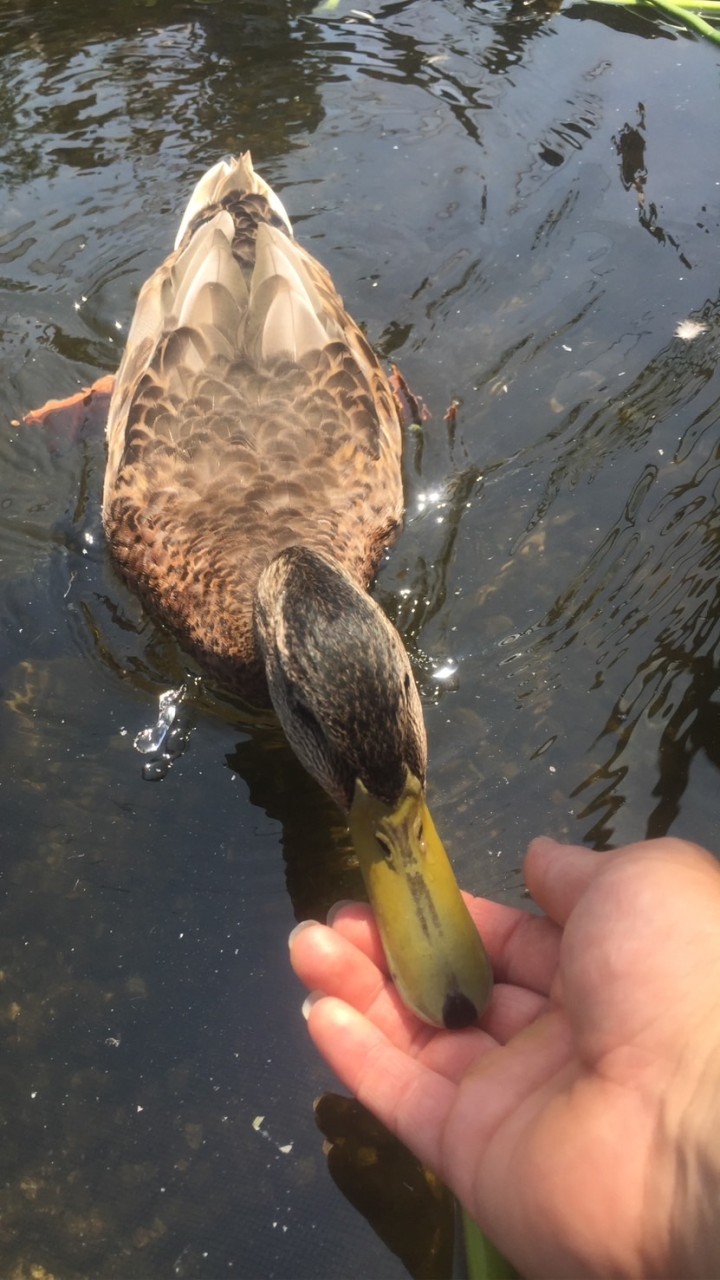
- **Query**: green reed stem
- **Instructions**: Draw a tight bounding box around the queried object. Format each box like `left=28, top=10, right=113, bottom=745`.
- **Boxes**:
left=592, top=0, right=720, bottom=41
left=463, top=1211, right=520, bottom=1280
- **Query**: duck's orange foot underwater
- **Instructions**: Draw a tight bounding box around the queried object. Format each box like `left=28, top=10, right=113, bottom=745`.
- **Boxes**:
left=13, top=373, right=115, bottom=437
left=388, top=363, right=430, bottom=428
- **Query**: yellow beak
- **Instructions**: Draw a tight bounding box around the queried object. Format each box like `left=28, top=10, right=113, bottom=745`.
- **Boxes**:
left=349, top=772, right=493, bottom=1029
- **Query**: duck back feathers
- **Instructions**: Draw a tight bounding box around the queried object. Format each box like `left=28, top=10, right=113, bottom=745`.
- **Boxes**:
left=102, top=153, right=404, bottom=699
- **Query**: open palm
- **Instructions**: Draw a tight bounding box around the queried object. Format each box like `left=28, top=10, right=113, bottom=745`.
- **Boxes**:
left=290, top=836, right=720, bottom=1279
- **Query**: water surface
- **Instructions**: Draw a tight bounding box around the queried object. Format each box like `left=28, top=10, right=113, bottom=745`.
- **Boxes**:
left=1, top=0, right=719, bottom=1274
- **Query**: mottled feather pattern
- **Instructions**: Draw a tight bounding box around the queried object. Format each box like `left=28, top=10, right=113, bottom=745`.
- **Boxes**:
left=102, top=154, right=403, bottom=700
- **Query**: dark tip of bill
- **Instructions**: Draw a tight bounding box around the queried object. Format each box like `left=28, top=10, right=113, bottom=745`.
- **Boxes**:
left=442, top=991, right=479, bottom=1031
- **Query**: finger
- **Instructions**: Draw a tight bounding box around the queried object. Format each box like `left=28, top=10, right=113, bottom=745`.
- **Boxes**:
left=524, top=835, right=703, bottom=926
left=291, top=920, right=498, bottom=1080
left=462, top=894, right=561, bottom=996
left=291, top=921, right=550, bottom=1080
left=481, top=982, right=550, bottom=1044
left=325, top=901, right=389, bottom=973
left=290, top=919, right=393, bottom=1014
left=328, top=893, right=563, bottom=999
left=290, top=919, right=434, bottom=1049
left=524, top=837, right=606, bottom=925
left=417, top=982, right=551, bottom=1080
left=305, top=995, right=458, bottom=1176
left=305, top=995, right=575, bottom=1210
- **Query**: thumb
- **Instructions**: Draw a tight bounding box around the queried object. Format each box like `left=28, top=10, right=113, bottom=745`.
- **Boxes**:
left=524, top=837, right=605, bottom=926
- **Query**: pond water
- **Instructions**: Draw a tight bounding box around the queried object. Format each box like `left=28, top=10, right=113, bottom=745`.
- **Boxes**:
left=1, top=0, right=719, bottom=1275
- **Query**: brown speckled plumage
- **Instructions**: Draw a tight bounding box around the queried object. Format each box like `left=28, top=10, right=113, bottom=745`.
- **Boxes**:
left=102, top=153, right=404, bottom=705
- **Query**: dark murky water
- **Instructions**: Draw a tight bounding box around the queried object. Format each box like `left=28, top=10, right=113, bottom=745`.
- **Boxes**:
left=1, top=0, right=719, bottom=1274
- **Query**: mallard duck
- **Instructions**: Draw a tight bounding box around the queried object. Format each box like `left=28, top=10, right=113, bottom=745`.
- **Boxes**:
left=88, top=155, right=493, bottom=1027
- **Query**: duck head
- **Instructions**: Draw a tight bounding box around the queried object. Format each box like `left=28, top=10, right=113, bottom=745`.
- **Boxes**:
left=254, top=545, right=492, bottom=1029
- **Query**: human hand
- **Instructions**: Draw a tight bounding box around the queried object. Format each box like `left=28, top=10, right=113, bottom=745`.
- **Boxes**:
left=289, top=836, right=720, bottom=1279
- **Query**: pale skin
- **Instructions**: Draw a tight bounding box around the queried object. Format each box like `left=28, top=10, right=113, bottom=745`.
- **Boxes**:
left=289, top=836, right=720, bottom=1279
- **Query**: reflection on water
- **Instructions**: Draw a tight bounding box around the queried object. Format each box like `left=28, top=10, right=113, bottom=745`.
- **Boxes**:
left=313, top=1091, right=454, bottom=1279
left=500, top=302, right=720, bottom=848
left=1, top=0, right=719, bottom=1273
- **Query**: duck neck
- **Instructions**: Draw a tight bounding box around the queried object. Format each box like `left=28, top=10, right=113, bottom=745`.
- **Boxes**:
left=253, top=545, right=427, bottom=812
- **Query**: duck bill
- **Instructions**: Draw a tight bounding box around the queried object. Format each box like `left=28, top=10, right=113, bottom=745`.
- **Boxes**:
left=349, top=773, right=493, bottom=1029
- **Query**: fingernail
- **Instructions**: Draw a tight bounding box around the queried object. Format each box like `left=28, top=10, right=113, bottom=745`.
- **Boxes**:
left=288, top=918, right=320, bottom=948
left=302, top=990, right=326, bottom=1021
left=326, top=899, right=357, bottom=927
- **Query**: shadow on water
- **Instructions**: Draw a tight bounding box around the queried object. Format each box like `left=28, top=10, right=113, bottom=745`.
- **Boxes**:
left=1, top=0, right=720, bottom=1273
left=225, top=731, right=365, bottom=923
